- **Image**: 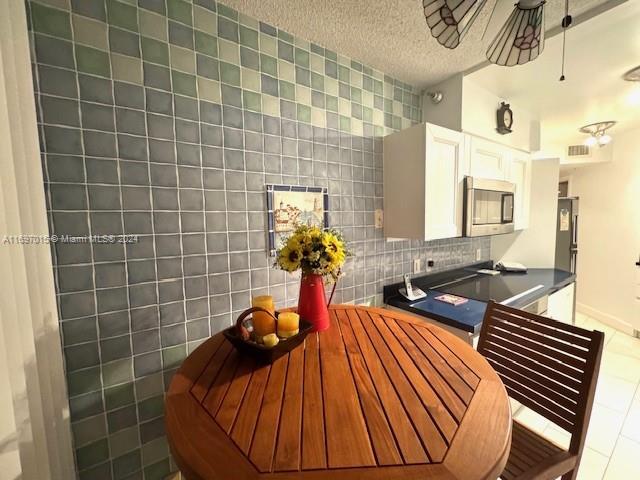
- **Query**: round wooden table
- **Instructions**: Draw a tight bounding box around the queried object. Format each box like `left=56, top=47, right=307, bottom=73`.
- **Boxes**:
left=166, top=305, right=512, bottom=480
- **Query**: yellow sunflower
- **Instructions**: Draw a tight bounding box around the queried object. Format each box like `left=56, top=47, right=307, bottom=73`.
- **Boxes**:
left=286, top=232, right=304, bottom=251
left=325, top=249, right=345, bottom=269
left=301, top=232, right=315, bottom=249
left=322, top=232, right=344, bottom=256
left=278, top=245, right=302, bottom=271
left=308, top=226, right=322, bottom=241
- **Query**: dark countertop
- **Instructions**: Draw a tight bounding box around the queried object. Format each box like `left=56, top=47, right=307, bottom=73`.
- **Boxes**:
left=384, top=261, right=576, bottom=334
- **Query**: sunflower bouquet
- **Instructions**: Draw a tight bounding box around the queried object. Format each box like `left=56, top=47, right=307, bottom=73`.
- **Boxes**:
left=275, top=224, right=350, bottom=280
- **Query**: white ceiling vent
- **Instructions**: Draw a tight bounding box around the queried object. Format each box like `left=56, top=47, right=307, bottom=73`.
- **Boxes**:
left=567, top=144, right=591, bottom=158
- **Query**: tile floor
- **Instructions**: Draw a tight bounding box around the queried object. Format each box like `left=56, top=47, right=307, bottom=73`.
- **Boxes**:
left=165, top=312, right=640, bottom=480
left=511, top=312, right=640, bottom=480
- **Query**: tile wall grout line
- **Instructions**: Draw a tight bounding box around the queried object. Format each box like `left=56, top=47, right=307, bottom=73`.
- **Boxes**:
left=164, top=4, right=189, bottom=402
left=127, top=5, right=158, bottom=475
left=67, top=4, right=111, bottom=474
left=191, top=0, right=213, bottom=348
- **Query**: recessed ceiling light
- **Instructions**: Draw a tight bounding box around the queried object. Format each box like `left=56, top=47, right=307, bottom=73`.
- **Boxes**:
left=623, top=65, right=640, bottom=82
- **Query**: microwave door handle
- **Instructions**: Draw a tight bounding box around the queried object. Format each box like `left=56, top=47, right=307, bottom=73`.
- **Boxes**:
left=501, top=193, right=514, bottom=223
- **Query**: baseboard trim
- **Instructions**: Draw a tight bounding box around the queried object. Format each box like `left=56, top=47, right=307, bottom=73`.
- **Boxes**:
left=576, top=302, right=635, bottom=336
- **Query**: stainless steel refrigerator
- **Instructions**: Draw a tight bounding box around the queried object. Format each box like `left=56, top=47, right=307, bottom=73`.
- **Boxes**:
left=555, top=197, right=579, bottom=273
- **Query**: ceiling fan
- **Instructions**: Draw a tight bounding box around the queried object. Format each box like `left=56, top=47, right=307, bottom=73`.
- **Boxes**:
left=423, top=0, right=573, bottom=79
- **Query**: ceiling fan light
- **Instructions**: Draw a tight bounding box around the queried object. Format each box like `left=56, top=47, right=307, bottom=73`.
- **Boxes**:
left=486, top=1, right=546, bottom=67
left=623, top=65, right=640, bottom=82
left=584, top=136, right=598, bottom=147
left=579, top=121, right=617, bottom=147
left=423, top=0, right=488, bottom=49
left=598, top=134, right=612, bottom=145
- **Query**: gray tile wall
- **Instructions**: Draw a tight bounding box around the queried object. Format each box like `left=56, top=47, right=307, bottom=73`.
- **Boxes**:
left=27, top=0, right=490, bottom=478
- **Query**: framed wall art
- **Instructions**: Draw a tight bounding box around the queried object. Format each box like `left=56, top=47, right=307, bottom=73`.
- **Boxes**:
left=265, top=184, right=329, bottom=256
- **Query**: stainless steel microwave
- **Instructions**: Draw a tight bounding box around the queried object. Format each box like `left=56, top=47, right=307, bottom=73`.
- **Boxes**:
left=464, top=176, right=515, bottom=237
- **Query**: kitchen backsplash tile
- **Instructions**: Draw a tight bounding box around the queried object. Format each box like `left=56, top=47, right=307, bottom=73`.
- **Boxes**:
left=27, top=0, right=489, bottom=478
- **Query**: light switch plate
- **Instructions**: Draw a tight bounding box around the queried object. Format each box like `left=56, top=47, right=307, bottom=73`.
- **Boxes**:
left=413, top=259, right=422, bottom=274
left=476, top=248, right=482, bottom=261
left=374, top=209, right=383, bottom=228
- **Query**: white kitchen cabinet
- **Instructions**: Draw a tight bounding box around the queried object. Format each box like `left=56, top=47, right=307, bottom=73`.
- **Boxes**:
left=383, top=126, right=532, bottom=240
left=506, top=152, right=531, bottom=230
left=466, top=135, right=508, bottom=180
left=547, top=283, right=575, bottom=324
left=383, top=123, right=467, bottom=240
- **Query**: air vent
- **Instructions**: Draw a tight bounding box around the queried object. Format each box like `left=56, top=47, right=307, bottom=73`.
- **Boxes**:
left=568, top=144, right=590, bottom=157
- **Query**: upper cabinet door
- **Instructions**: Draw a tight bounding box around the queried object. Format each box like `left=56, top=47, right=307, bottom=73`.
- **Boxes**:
left=424, top=124, right=466, bottom=240
left=468, top=136, right=507, bottom=180
left=507, top=152, right=531, bottom=230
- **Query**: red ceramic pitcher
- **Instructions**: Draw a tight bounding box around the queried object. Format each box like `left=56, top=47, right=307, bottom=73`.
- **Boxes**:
left=297, top=274, right=330, bottom=332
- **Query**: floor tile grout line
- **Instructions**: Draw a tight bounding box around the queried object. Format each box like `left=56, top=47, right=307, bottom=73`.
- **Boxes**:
left=601, top=378, right=640, bottom=478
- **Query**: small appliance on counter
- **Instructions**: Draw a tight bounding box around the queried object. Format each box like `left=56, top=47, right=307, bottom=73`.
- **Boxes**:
left=399, top=274, right=427, bottom=301
left=477, top=268, right=501, bottom=275
left=495, top=261, right=527, bottom=272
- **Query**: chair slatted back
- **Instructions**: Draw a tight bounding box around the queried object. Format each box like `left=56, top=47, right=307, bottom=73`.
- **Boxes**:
left=477, top=301, right=604, bottom=454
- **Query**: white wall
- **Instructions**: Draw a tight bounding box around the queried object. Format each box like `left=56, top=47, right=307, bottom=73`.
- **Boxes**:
left=422, top=75, right=540, bottom=152
left=0, top=0, right=76, bottom=477
left=491, top=158, right=560, bottom=267
left=569, top=128, right=640, bottom=330
left=461, top=77, right=540, bottom=152
left=0, top=312, right=21, bottom=480
left=422, top=73, right=463, bottom=132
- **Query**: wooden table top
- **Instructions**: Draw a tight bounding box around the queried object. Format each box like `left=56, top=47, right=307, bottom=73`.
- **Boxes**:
left=166, top=305, right=512, bottom=480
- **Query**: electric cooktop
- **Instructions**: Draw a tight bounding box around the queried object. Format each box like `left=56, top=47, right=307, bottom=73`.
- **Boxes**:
left=432, top=272, right=536, bottom=304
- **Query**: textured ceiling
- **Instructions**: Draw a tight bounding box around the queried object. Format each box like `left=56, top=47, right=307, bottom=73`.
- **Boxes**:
left=218, top=0, right=613, bottom=88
